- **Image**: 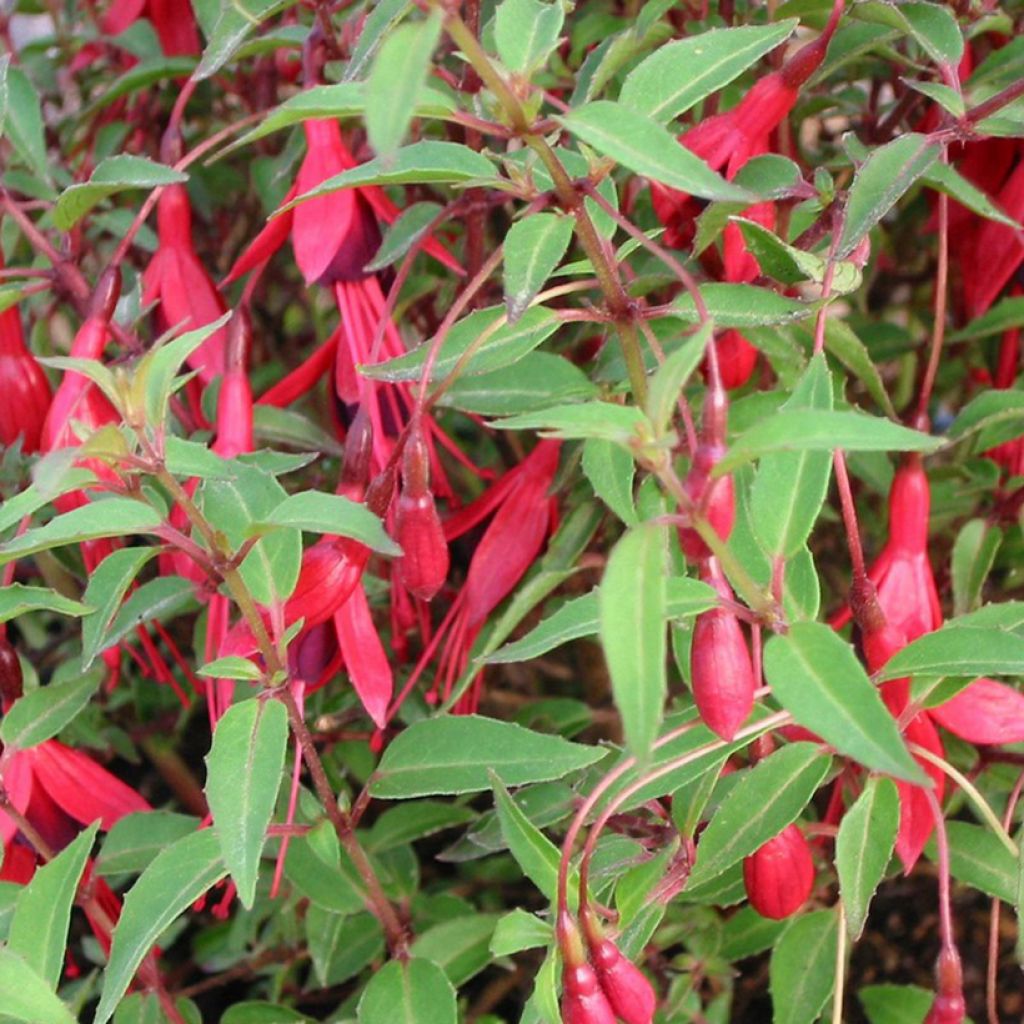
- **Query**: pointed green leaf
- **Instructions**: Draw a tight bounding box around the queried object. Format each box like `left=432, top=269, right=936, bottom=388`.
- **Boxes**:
left=770, top=909, right=838, bottom=1024
left=689, top=743, right=831, bottom=887
left=96, top=829, right=227, bottom=1024
left=357, top=956, right=457, bottom=1024
left=4, top=67, right=50, bottom=186
left=557, top=101, right=752, bottom=203
left=494, top=0, right=565, bottom=74
left=645, top=322, right=712, bottom=436
left=879, top=625, right=1024, bottom=680
left=492, top=402, right=650, bottom=443
left=366, top=13, right=442, bottom=159
left=81, top=546, right=159, bottom=669
left=257, top=490, right=400, bottom=554
left=582, top=438, right=637, bottom=525
left=503, top=213, right=574, bottom=322
left=0, top=584, right=91, bottom=623
left=764, top=623, right=926, bottom=783
left=620, top=21, right=798, bottom=123
left=0, top=947, right=77, bottom=1024
left=101, top=576, right=196, bottom=656
left=836, top=777, right=898, bottom=940
left=0, top=670, right=102, bottom=750
left=205, top=697, right=288, bottom=909
left=368, top=716, right=605, bottom=798
left=365, top=201, right=444, bottom=273
left=54, top=156, right=187, bottom=230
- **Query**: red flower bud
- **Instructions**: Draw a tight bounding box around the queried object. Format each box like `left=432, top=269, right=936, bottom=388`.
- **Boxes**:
left=924, top=948, right=965, bottom=1024
left=0, top=637, right=24, bottom=712
left=678, top=444, right=735, bottom=561
left=742, top=823, right=815, bottom=920
left=561, top=964, right=616, bottom=1024
left=690, top=562, right=756, bottom=741
left=395, top=491, right=449, bottom=602
left=587, top=940, right=656, bottom=1024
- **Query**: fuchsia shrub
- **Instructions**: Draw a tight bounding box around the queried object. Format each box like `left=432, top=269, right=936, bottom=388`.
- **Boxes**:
left=2, top=1, right=1024, bottom=1022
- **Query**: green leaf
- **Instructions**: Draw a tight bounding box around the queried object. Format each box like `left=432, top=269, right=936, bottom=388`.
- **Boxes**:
left=619, top=21, right=798, bottom=123
left=410, top=915, right=500, bottom=987
left=142, top=313, right=233, bottom=427
left=504, top=213, right=574, bottom=322
left=820, top=318, right=897, bottom=419
left=599, top=524, right=667, bottom=761
left=366, top=802, right=476, bottom=853
left=361, top=306, right=559, bottom=383
left=494, top=0, right=565, bottom=74
left=879, top=625, right=1024, bottom=680
left=198, top=655, right=263, bottom=680
left=763, top=623, right=926, bottom=783
left=947, top=389, right=1024, bottom=450
left=96, top=830, right=227, bottom=1024
left=770, top=909, right=839, bottom=1024
left=345, top=0, right=411, bottom=81
left=195, top=0, right=286, bottom=80
left=439, top=352, right=597, bottom=416
left=645, top=322, right=712, bottom=436
left=859, top=984, right=934, bottom=1024
left=492, top=401, right=650, bottom=443
left=735, top=218, right=861, bottom=292
left=369, top=715, right=605, bottom=798
left=357, top=957, right=457, bottom=1024
left=205, top=697, right=288, bottom=909
left=950, top=293, right=1024, bottom=341
left=8, top=823, right=97, bottom=988
left=96, top=812, right=200, bottom=877
left=487, top=578, right=717, bottom=665
left=719, top=409, right=942, bottom=473
left=669, top=282, right=813, bottom=328
left=492, top=774, right=569, bottom=904
left=285, top=142, right=499, bottom=208
left=306, top=909, right=383, bottom=988
left=4, top=67, right=50, bottom=186
left=366, top=13, right=442, bottom=160
left=836, top=777, right=899, bottom=940
left=0, top=583, right=91, bottom=623
left=936, top=821, right=1017, bottom=902
left=53, top=156, right=187, bottom=230
left=750, top=354, right=834, bottom=557
left=951, top=519, right=1002, bottom=616
left=283, top=824, right=365, bottom=915
left=901, top=2, right=964, bottom=65
left=0, top=947, right=77, bottom=1024
left=688, top=743, right=831, bottom=887
left=366, top=202, right=444, bottom=273
left=258, top=490, right=400, bottom=555
left=557, top=102, right=752, bottom=203
left=102, top=576, right=196, bottom=655
left=490, top=909, right=552, bottom=956
left=0, top=671, right=101, bottom=750
left=583, top=438, right=637, bottom=525
left=837, top=134, right=942, bottom=257
left=82, top=56, right=196, bottom=116
left=924, top=160, right=1020, bottom=229
left=81, top=546, right=159, bottom=669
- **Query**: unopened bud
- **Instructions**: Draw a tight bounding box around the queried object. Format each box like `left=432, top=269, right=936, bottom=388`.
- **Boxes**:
left=742, top=823, right=815, bottom=920
left=690, top=562, right=755, bottom=741
left=561, top=964, right=616, bottom=1024
left=587, top=939, right=656, bottom=1024
left=678, top=445, right=735, bottom=561
left=0, top=637, right=24, bottom=711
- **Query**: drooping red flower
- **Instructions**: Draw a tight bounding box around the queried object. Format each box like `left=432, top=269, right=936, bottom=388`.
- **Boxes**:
left=102, top=0, right=201, bottom=57
left=585, top=938, right=656, bottom=1024
left=143, top=184, right=228, bottom=385
left=742, top=823, right=815, bottom=920
left=0, top=251, right=52, bottom=453
left=561, top=963, right=617, bottom=1024
left=690, top=559, right=756, bottom=741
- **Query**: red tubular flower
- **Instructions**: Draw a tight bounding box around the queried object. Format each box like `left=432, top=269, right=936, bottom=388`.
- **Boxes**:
left=102, top=0, right=201, bottom=56
left=831, top=456, right=942, bottom=642
left=0, top=252, right=52, bottom=453
left=585, top=939, right=656, bottom=1024
left=689, top=560, right=756, bottom=741
left=561, top=964, right=617, bottom=1024
left=741, top=823, right=815, bottom=920
left=143, top=184, right=228, bottom=385
left=333, top=583, right=392, bottom=728
left=394, top=427, right=449, bottom=601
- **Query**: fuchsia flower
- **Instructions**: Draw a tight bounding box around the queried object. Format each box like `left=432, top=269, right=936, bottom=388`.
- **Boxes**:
left=651, top=0, right=844, bottom=387
left=102, top=0, right=201, bottom=57
left=399, top=440, right=561, bottom=715
left=689, top=559, right=756, bottom=741
left=0, top=251, right=52, bottom=453
left=143, top=184, right=228, bottom=386
left=742, top=823, right=815, bottom=920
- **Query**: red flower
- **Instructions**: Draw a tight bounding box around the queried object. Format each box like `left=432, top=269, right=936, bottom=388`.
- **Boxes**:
left=586, top=939, right=656, bottom=1024
left=143, top=184, right=228, bottom=385
left=0, top=252, right=51, bottom=453
left=102, top=0, right=201, bottom=57
left=394, top=427, right=449, bottom=602
left=742, top=823, right=815, bottom=920
left=690, top=559, right=756, bottom=741
left=561, top=964, right=617, bottom=1024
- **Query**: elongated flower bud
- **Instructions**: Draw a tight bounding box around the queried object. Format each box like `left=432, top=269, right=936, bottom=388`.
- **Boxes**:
left=690, top=561, right=755, bottom=740
left=561, top=964, right=617, bottom=1024
left=587, top=940, right=656, bottom=1024
left=742, top=823, right=815, bottom=919
left=924, top=948, right=965, bottom=1024
left=0, top=636, right=24, bottom=712
left=678, top=444, right=735, bottom=561
left=395, top=429, right=448, bottom=601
